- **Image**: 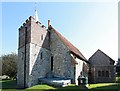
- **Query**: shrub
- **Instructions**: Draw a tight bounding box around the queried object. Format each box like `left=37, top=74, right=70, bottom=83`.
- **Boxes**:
left=116, top=76, right=120, bottom=83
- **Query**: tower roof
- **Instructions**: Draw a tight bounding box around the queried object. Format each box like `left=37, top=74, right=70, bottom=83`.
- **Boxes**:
left=33, top=3, right=40, bottom=22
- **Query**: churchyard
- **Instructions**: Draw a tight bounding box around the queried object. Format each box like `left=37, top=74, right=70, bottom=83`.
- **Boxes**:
left=0, top=76, right=120, bottom=91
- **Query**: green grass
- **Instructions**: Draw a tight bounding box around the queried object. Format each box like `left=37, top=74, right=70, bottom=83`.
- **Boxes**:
left=88, top=83, right=118, bottom=89
left=1, top=80, right=120, bottom=91
left=116, top=76, right=120, bottom=83
left=0, top=80, right=18, bottom=91
left=1, top=80, right=17, bottom=89
left=26, top=84, right=87, bottom=91
left=26, top=84, right=56, bottom=90
left=88, top=83, right=120, bottom=91
left=0, top=80, right=87, bottom=91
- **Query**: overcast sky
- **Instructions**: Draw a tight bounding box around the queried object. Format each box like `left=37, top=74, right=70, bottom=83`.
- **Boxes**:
left=1, top=1, right=118, bottom=61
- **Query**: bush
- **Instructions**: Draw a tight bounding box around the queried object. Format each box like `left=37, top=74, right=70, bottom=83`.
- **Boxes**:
left=116, top=76, right=120, bottom=83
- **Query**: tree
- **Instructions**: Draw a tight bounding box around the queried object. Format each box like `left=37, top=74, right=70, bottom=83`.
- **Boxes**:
left=1, top=53, right=17, bottom=79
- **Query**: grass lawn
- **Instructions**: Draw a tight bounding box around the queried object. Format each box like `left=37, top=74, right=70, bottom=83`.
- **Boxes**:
left=88, top=83, right=120, bottom=91
left=26, top=84, right=56, bottom=91
left=0, top=80, right=18, bottom=91
left=0, top=80, right=120, bottom=91
left=26, top=84, right=87, bottom=91
left=0, top=80, right=87, bottom=91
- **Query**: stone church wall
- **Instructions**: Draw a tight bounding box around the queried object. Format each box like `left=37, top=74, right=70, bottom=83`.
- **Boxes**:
left=50, top=29, right=75, bottom=82
left=28, top=43, right=50, bottom=87
left=17, top=44, right=30, bottom=88
left=93, top=65, right=115, bottom=83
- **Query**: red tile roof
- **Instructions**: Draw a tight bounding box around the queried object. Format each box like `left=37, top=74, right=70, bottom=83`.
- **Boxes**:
left=49, top=26, right=87, bottom=62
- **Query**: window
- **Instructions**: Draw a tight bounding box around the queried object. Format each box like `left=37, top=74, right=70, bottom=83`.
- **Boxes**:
left=106, top=71, right=109, bottom=77
left=98, top=71, right=101, bottom=77
left=40, top=52, right=42, bottom=59
left=41, top=35, right=43, bottom=40
left=102, top=71, right=105, bottom=77
left=51, top=56, right=53, bottom=71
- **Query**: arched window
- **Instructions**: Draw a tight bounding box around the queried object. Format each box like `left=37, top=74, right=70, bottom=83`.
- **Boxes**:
left=102, top=71, right=105, bottom=77
left=98, top=71, right=101, bottom=77
left=106, top=71, right=109, bottom=77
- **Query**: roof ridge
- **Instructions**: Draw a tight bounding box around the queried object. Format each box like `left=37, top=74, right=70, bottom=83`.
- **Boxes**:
left=97, top=49, right=114, bottom=62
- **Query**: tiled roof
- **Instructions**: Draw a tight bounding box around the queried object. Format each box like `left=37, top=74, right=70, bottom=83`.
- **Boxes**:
left=49, top=26, right=87, bottom=62
left=89, top=49, right=115, bottom=65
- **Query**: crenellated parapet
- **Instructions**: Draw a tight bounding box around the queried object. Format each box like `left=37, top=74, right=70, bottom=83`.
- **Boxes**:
left=19, top=16, right=46, bottom=31
left=19, top=16, right=33, bottom=31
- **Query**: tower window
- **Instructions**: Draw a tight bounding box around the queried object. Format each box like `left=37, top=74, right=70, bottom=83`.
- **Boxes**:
left=41, top=35, right=43, bottom=40
left=51, top=56, right=53, bottom=71
left=40, top=52, right=42, bottom=59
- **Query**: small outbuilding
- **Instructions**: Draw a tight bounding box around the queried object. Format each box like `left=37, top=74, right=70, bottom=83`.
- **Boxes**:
left=88, top=49, right=115, bottom=83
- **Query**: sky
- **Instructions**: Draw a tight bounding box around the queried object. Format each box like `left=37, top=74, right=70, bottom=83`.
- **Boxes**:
left=1, top=1, right=118, bottom=61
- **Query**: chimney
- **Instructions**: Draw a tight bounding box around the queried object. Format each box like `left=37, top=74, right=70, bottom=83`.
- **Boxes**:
left=48, top=20, right=51, bottom=27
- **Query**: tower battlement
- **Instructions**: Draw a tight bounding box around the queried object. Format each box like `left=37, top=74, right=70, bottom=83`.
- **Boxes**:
left=19, top=16, right=46, bottom=31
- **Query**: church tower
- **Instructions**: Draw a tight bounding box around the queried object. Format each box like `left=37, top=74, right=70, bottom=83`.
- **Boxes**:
left=17, top=7, right=51, bottom=88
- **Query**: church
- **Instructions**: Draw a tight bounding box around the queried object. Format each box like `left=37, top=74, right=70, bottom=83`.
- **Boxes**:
left=17, top=9, right=88, bottom=88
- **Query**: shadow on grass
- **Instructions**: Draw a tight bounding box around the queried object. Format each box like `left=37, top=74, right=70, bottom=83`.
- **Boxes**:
left=1, top=80, right=17, bottom=89
left=88, top=83, right=120, bottom=91
left=1, top=80, right=88, bottom=91
left=1, top=80, right=120, bottom=91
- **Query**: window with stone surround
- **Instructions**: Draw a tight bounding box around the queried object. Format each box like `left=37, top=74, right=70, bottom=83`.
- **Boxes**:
left=41, top=52, right=42, bottom=59
left=41, top=35, right=43, bottom=40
